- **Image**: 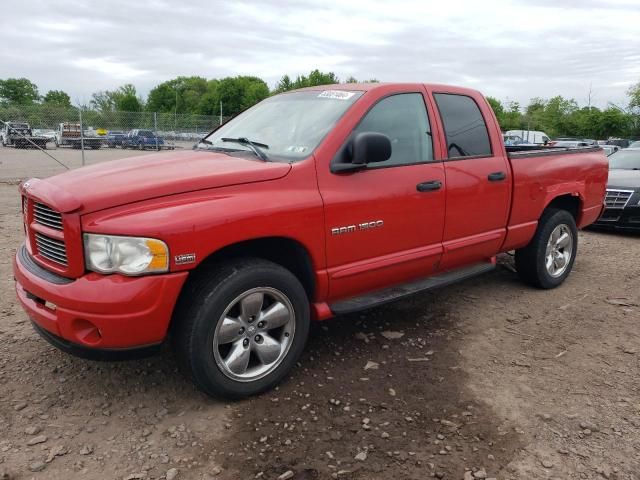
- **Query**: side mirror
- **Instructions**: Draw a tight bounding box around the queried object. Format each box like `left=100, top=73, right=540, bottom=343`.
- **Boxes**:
left=352, top=132, right=392, bottom=165
left=332, top=132, right=392, bottom=173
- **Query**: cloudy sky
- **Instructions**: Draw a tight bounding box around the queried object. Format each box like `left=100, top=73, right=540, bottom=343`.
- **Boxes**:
left=2, top=0, right=639, bottom=108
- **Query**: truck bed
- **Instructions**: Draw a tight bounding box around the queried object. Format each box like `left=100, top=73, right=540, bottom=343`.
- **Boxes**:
left=502, top=145, right=607, bottom=253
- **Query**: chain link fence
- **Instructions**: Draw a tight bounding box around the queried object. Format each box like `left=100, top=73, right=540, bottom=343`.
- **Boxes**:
left=0, top=105, right=230, bottom=181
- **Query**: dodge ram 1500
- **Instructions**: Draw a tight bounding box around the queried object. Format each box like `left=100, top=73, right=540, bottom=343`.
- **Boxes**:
left=14, top=83, right=608, bottom=398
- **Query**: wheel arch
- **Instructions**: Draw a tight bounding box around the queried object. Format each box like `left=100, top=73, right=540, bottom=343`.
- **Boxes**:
left=184, top=236, right=316, bottom=301
left=543, top=194, right=581, bottom=221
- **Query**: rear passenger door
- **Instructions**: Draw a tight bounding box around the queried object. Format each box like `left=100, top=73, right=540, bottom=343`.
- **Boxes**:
left=431, top=91, right=511, bottom=270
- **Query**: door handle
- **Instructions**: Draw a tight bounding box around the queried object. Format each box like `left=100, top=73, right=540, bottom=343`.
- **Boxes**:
left=417, top=180, right=442, bottom=192
left=488, top=171, right=506, bottom=182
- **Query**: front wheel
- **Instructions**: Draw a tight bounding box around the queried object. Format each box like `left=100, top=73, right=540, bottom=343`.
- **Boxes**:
left=172, top=258, right=310, bottom=399
left=515, top=208, right=577, bottom=289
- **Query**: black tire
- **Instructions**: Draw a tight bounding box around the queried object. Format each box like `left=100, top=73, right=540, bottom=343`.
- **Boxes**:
left=515, top=208, right=578, bottom=289
left=171, top=258, right=310, bottom=399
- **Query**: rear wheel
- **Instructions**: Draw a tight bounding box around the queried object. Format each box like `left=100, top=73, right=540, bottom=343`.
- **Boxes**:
left=172, top=258, right=310, bottom=399
left=515, top=208, right=577, bottom=289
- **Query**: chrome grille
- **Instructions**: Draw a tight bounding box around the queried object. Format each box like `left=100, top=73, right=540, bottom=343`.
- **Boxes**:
left=35, top=233, right=68, bottom=266
left=34, top=202, right=63, bottom=230
left=605, top=189, right=634, bottom=209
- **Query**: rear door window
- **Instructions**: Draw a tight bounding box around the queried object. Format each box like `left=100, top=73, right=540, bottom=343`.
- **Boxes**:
left=434, top=93, right=492, bottom=158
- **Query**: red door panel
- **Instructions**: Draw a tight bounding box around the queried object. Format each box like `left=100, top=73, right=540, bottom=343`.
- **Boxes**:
left=426, top=88, right=512, bottom=270
left=321, top=163, right=446, bottom=300
left=315, top=87, right=447, bottom=302
left=441, top=157, right=510, bottom=269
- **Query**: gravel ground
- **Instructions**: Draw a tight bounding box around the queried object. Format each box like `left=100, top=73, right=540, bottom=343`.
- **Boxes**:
left=0, top=173, right=639, bottom=479
left=0, top=143, right=194, bottom=182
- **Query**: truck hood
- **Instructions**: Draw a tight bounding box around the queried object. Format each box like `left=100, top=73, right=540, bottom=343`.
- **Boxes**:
left=23, top=150, right=292, bottom=214
left=607, top=169, right=640, bottom=190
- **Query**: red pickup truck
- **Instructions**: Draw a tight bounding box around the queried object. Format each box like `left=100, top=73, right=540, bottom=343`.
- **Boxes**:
left=14, top=83, right=607, bottom=398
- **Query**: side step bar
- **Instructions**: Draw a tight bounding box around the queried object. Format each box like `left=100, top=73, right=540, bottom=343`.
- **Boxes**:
left=329, top=262, right=495, bottom=316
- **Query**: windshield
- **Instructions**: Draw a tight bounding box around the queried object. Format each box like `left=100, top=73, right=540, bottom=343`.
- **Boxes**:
left=609, top=150, right=640, bottom=169
left=9, top=123, right=28, bottom=129
left=200, top=90, right=363, bottom=161
left=139, top=130, right=154, bottom=137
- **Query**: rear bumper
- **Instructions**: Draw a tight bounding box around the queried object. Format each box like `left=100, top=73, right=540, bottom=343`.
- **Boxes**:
left=14, top=244, right=188, bottom=351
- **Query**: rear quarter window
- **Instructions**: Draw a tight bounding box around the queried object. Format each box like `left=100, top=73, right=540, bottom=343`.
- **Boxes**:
left=434, top=93, right=492, bottom=158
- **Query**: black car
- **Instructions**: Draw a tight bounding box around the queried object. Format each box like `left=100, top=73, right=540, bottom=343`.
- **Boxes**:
left=594, top=148, right=640, bottom=231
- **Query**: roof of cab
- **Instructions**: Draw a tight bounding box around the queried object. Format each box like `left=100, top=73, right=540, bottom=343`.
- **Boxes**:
left=288, top=82, right=483, bottom=96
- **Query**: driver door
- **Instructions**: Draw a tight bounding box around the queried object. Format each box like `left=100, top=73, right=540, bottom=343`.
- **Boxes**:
left=317, top=90, right=446, bottom=301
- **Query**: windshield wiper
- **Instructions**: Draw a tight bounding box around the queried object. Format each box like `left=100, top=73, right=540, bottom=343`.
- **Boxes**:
left=221, top=137, right=269, bottom=161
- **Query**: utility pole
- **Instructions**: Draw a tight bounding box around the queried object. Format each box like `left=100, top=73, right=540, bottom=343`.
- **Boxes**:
left=79, top=108, right=85, bottom=166
left=587, top=83, right=594, bottom=109
left=219, top=101, right=223, bottom=125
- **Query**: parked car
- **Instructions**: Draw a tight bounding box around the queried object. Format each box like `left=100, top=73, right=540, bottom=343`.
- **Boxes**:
left=593, top=148, right=640, bottom=231
left=55, top=123, right=103, bottom=149
left=105, top=131, right=126, bottom=148
left=607, top=139, right=632, bottom=149
left=122, top=129, right=173, bottom=150
left=1, top=121, right=49, bottom=148
left=32, top=129, right=57, bottom=142
left=503, top=134, right=525, bottom=146
left=505, top=130, right=551, bottom=145
left=600, top=145, right=619, bottom=156
left=14, top=83, right=608, bottom=399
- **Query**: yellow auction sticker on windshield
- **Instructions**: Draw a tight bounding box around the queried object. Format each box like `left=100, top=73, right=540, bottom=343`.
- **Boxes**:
left=318, top=90, right=356, bottom=100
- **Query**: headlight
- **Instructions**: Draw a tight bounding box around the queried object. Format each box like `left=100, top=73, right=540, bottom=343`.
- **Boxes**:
left=83, top=234, right=168, bottom=275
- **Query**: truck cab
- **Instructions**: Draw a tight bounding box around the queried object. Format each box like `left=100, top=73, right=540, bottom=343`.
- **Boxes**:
left=123, top=129, right=165, bottom=150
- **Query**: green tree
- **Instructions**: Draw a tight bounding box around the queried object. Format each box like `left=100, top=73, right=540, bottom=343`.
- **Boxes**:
left=193, top=76, right=268, bottom=117
left=90, top=84, right=143, bottom=112
left=307, top=69, right=338, bottom=86
left=0, top=78, right=39, bottom=104
left=628, top=81, right=640, bottom=112
left=486, top=96, right=505, bottom=125
left=42, top=90, right=72, bottom=107
left=274, top=75, right=294, bottom=93
left=90, top=90, right=116, bottom=112
left=146, top=76, right=207, bottom=113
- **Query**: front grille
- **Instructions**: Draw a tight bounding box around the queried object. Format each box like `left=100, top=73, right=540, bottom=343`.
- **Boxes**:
left=35, top=233, right=68, bottom=266
left=34, top=202, right=63, bottom=230
left=605, top=189, right=634, bottom=209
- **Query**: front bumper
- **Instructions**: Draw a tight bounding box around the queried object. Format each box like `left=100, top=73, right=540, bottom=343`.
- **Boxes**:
left=593, top=205, right=640, bottom=231
left=14, top=244, right=188, bottom=352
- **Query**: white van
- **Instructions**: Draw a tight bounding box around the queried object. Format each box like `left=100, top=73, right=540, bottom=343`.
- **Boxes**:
left=505, top=130, right=550, bottom=145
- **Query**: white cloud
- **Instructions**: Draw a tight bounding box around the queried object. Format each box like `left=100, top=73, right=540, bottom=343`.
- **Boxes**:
left=0, top=0, right=638, bottom=108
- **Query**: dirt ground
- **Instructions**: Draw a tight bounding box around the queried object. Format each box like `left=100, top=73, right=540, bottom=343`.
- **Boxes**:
left=0, top=156, right=639, bottom=479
